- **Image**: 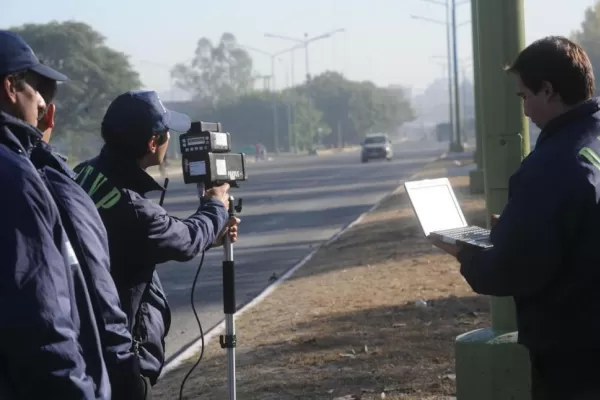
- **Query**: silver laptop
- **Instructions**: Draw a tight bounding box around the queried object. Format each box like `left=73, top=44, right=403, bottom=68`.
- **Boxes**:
left=404, top=177, right=492, bottom=249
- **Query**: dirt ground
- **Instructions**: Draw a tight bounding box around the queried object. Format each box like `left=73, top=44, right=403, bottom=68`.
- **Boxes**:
left=154, top=157, right=490, bottom=400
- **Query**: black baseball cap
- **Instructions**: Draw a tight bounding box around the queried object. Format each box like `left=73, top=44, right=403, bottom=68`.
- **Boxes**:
left=102, top=90, right=191, bottom=141
left=0, top=30, right=67, bottom=81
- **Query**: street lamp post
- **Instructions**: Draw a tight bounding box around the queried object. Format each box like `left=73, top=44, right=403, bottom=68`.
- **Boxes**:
left=242, top=44, right=303, bottom=154
left=264, top=29, right=345, bottom=83
left=411, top=12, right=454, bottom=149
left=278, top=57, right=295, bottom=152
left=450, top=0, right=464, bottom=152
left=433, top=55, right=473, bottom=146
left=264, top=29, right=345, bottom=150
left=412, top=0, right=469, bottom=153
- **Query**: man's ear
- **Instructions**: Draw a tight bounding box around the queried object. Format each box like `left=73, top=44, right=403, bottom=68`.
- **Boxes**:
left=541, top=81, right=556, bottom=100
left=147, top=135, right=158, bottom=154
left=39, top=103, right=56, bottom=143
left=2, top=75, right=18, bottom=104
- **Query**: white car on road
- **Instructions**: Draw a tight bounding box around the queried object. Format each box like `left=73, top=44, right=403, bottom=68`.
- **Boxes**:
left=361, top=133, right=393, bottom=163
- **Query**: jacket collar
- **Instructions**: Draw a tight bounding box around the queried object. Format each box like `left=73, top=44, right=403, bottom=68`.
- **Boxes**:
left=30, top=141, right=76, bottom=179
left=535, top=98, right=600, bottom=149
left=97, top=145, right=164, bottom=195
left=0, top=111, right=43, bottom=156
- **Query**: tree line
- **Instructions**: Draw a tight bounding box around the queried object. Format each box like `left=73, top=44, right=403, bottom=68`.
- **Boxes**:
left=168, top=32, right=414, bottom=152
left=8, top=21, right=414, bottom=158
left=9, top=3, right=600, bottom=157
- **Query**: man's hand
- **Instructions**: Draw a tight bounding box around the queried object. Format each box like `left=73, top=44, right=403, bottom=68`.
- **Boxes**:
left=212, top=216, right=241, bottom=247
left=205, top=183, right=230, bottom=210
left=427, top=235, right=461, bottom=258
left=491, top=214, right=500, bottom=228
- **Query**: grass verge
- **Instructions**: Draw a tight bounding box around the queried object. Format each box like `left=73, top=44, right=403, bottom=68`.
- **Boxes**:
left=155, top=157, right=488, bottom=400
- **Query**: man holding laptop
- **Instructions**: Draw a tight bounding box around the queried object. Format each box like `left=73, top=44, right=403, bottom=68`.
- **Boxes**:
left=425, top=36, right=600, bottom=398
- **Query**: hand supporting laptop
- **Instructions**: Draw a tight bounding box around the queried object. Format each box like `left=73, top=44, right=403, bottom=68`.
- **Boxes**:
left=429, top=214, right=500, bottom=257
left=490, top=214, right=499, bottom=228
left=428, top=236, right=462, bottom=257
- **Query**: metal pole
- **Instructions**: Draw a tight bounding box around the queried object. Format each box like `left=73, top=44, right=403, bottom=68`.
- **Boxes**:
left=304, top=33, right=310, bottom=82
left=445, top=0, right=455, bottom=148
left=468, top=0, right=485, bottom=193
left=462, top=66, right=468, bottom=134
left=282, top=58, right=293, bottom=152
left=290, top=50, right=296, bottom=152
left=450, top=0, right=464, bottom=152
left=290, top=49, right=296, bottom=87
left=221, top=195, right=238, bottom=400
left=263, top=30, right=344, bottom=151
left=455, top=0, right=531, bottom=398
left=271, top=57, right=279, bottom=154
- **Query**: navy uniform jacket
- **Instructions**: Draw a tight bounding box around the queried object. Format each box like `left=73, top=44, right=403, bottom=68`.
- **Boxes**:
left=74, top=145, right=229, bottom=384
left=30, top=142, right=148, bottom=399
left=459, top=98, right=600, bottom=351
left=0, top=111, right=109, bottom=399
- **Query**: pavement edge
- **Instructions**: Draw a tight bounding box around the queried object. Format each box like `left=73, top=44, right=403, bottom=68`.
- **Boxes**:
left=160, top=149, right=448, bottom=377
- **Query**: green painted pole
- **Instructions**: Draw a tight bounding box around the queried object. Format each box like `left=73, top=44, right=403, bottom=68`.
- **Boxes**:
left=468, top=0, right=485, bottom=194
left=449, top=0, right=464, bottom=153
left=455, top=0, right=532, bottom=399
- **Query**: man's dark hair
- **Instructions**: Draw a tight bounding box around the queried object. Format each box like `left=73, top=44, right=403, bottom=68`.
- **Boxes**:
left=101, top=125, right=169, bottom=159
left=0, top=70, right=28, bottom=92
left=506, top=36, right=595, bottom=105
left=0, top=70, right=28, bottom=113
left=37, top=76, right=57, bottom=104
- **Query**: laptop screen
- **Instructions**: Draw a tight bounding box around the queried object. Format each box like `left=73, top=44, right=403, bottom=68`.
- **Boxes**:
left=405, top=179, right=467, bottom=236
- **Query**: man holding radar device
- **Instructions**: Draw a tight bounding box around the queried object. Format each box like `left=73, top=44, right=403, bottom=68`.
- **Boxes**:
left=177, top=120, right=247, bottom=400
left=74, top=90, right=241, bottom=390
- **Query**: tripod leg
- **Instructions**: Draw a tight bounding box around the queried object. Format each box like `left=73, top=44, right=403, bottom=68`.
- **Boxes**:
left=225, top=313, right=236, bottom=399
left=220, top=236, right=237, bottom=400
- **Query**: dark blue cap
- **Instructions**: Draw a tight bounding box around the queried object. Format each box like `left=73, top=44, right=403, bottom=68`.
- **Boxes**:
left=0, top=30, right=67, bottom=81
left=102, top=90, right=191, bottom=140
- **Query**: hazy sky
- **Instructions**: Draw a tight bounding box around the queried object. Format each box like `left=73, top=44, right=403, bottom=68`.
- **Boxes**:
left=2, top=0, right=597, bottom=97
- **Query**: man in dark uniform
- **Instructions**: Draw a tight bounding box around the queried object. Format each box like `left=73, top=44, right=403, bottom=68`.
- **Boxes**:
left=32, top=71, right=152, bottom=399
left=430, top=36, right=600, bottom=399
left=75, top=90, right=239, bottom=386
left=0, top=30, right=110, bottom=399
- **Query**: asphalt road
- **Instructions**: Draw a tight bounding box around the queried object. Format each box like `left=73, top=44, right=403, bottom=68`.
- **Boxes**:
left=148, top=139, right=446, bottom=363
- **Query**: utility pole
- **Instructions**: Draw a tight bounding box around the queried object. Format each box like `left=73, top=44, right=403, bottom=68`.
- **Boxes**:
left=265, top=29, right=345, bottom=84
left=270, top=56, right=279, bottom=154
left=449, top=0, right=464, bottom=152
left=242, top=44, right=302, bottom=154
left=411, top=0, right=468, bottom=153
left=468, top=0, right=485, bottom=194
left=265, top=29, right=345, bottom=150
left=411, top=10, right=455, bottom=147
left=455, top=0, right=531, bottom=399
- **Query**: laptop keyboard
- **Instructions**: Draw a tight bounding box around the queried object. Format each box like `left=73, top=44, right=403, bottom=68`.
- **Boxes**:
left=437, top=226, right=489, bottom=239
left=436, top=226, right=492, bottom=248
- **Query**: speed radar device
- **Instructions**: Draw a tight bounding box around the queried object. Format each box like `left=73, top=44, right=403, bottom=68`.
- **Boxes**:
left=179, top=121, right=248, bottom=188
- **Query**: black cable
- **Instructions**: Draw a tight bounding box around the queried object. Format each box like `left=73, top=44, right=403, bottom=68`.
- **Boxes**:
left=178, top=250, right=206, bottom=400
left=159, top=177, right=206, bottom=399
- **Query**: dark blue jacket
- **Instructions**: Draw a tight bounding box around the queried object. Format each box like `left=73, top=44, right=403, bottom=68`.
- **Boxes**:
left=74, top=146, right=229, bottom=384
left=0, top=111, right=109, bottom=399
left=30, top=142, right=149, bottom=400
left=458, top=98, right=600, bottom=350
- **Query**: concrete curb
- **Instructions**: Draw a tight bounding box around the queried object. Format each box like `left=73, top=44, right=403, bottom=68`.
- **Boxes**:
left=160, top=149, right=447, bottom=377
